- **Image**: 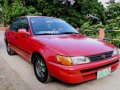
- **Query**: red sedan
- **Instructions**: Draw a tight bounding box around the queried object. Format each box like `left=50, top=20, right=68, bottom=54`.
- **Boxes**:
left=4, top=16, right=120, bottom=84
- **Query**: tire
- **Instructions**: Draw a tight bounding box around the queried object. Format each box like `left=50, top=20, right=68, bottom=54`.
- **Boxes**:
left=6, top=42, right=16, bottom=55
left=33, top=54, right=52, bottom=83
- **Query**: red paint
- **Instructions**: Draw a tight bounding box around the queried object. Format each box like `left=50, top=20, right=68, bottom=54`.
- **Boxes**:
left=4, top=16, right=120, bottom=84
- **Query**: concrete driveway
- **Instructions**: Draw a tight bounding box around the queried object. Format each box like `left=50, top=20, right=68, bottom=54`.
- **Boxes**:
left=0, top=30, right=120, bottom=90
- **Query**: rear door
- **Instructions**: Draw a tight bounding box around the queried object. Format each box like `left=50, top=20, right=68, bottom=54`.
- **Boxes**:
left=7, top=19, right=19, bottom=51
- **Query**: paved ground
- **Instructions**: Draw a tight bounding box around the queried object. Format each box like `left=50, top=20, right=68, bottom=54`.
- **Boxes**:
left=0, top=56, right=31, bottom=90
left=0, top=30, right=120, bottom=90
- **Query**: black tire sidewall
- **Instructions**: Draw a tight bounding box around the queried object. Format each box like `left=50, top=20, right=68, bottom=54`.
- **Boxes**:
left=6, top=43, right=13, bottom=55
left=34, top=55, right=49, bottom=83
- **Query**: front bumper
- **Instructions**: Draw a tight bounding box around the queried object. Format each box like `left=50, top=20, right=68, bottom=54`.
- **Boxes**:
left=47, top=55, right=120, bottom=84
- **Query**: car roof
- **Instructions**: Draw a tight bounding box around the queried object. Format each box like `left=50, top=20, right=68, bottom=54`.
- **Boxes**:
left=19, top=16, right=55, bottom=19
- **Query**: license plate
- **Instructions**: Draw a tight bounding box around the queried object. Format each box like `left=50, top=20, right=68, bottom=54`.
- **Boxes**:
left=97, top=67, right=111, bottom=79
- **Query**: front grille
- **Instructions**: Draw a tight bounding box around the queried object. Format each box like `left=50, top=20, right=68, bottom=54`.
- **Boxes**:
left=88, top=51, right=113, bottom=62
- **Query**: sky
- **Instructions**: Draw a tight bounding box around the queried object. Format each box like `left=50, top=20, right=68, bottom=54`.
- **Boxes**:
left=99, top=0, right=120, bottom=7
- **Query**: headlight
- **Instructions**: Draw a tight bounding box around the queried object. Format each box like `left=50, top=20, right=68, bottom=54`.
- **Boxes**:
left=112, top=48, right=119, bottom=56
left=71, top=56, right=90, bottom=65
left=56, top=55, right=90, bottom=66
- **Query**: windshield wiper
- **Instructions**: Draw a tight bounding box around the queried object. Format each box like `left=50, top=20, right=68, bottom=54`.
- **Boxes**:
left=59, top=32, right=79, bottom=34
left=36, top=32, right=79, bottom=35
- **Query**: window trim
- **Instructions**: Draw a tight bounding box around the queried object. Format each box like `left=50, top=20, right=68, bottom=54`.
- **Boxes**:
left=9, top=18, right=19, bottom=32
left=9, top=17, right=29, bottom=32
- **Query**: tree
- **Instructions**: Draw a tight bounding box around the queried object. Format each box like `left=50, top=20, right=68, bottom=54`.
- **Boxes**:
left=2, top=0, right=41, bottom=25
left=2, top=0, right=11, bottom=26
left=2, top=0, right=106, bottom=27
left=0, top=0, right=3, bottom=7
left=0, top=0, right=3, bottom=24
left=106, top=2, right=120, bottom=30
left=34, top=0, right=106, bottom=27
left=74, top=0, right=106, bottom=25
left=107, top=3, right=120, bottom=20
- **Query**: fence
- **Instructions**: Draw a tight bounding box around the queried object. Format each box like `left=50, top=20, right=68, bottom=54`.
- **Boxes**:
left=80, top=30, right=120, bottom=48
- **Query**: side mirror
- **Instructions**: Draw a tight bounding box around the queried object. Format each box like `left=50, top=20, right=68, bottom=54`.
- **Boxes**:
left=18, top=29, right=30, bottom=36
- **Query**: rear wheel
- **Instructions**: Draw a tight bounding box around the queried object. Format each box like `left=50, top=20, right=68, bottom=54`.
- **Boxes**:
left=33, top=54, right=52, bottom=83
left=6, top=42, right=16, bottom=55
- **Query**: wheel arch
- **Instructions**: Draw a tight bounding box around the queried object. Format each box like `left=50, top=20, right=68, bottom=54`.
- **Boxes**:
left=31, top=51, right=45, bottom=64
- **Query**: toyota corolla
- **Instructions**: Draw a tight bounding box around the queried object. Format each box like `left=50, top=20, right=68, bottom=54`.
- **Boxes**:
left=4, top=16, right=120, bottom=84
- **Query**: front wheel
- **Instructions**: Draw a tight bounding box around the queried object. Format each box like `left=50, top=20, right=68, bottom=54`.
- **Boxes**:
left=33, top=54, right=52, bottom=83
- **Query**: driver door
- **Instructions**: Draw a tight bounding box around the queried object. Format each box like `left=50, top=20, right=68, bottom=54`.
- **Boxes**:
left=16, top=18, right=31, bottom=61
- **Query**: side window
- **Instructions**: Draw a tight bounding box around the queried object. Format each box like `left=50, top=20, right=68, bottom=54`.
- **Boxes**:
left=10, top=20, right=19, bottom=32
left=19, top=18, right=28, bottom=31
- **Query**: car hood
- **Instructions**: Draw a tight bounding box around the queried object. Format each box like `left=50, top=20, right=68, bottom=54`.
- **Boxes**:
left=33, top=34, right=115, bottom=56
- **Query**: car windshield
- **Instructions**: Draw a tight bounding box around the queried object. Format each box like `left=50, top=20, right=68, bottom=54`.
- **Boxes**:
left=30, top=17, right=79, bottom=35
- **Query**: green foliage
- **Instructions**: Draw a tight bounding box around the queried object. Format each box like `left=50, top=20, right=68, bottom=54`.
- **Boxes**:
left=2, top=0, right=41, bottom=25
left=106, top=16, right=120, bottom=30
left=11, top=1, right=41, bottom=20
left=10, top=1, right=27, bottom=19
left=26, top=6, right=42, bottom=16
left=2, top=0, right=106, bottom=27
left=74, top=0, right=106, bottom=24
left=80, top=22, right=92, bottom=30
left=3, top=0, right=10, bottom=26
left=80, top=2, right=120, bottom=47
left=107, top=3, right=120, bottom=20
left=80, top=22, right=105, bottom=31
left=105, top=3, right=120, bottom=31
